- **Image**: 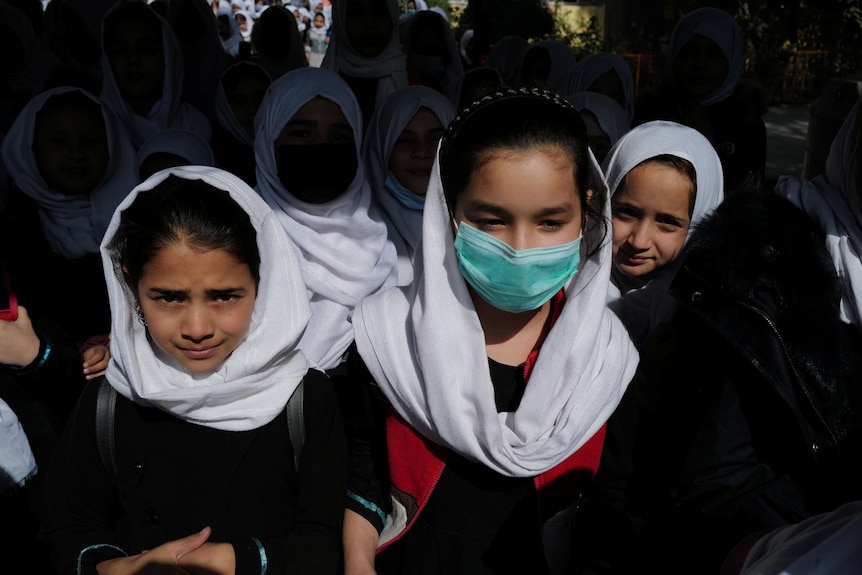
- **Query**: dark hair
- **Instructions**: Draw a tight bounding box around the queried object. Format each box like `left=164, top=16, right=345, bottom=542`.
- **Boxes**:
left=116, top=175, right=260, bottom=287
left=440, top=88, right=602, bottom=244
left=619, top=154, right=697, bottom=217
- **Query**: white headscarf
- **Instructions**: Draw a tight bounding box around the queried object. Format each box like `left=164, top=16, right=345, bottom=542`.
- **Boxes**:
left=101, top=165, right=311, bottom=431
left=320, top=0, right=408, bottom=111
left=567, top=91, right=631, bottom=148
left=401, top=9, right=464, bottom=95
left=135, top=129, right=217, bottom=177
left=214, top=61, right=272, bottom=148
left=353, top=90, right=639, bottom=477
left=775, top=100, right=862, bottom=328
left=666, top=7, right=744, bottom=106
left=99, top=0, right=212, bottom=150
left=216, top=7, right=243, bottom=57
left=362, top=86, right=455, bottom=285
left=250, top=4, right=309, bottom=80
left=254, top=67, right=398, bottom=370
left=602, top=120, right=725, bottom=345
left=234, top=9, right=255, bottom=40
left=0, top=398, right=36, bottom=494
left=486, top=34, right=530, bottom=87
left=566, top=52, right=636, bottom=123
left=517, top=40, right=577, bottom=96
left=1, top=87, right=139, bottom=260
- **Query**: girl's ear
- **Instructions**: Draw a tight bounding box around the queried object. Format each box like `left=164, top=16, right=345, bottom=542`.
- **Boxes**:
left=585, top=187, right=594, bottom=205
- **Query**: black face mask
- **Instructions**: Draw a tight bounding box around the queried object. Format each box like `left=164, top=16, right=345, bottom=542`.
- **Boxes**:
left=276, top=143, right=358, bottom=204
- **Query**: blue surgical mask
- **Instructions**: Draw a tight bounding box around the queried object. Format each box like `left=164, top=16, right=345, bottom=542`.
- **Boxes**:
left=454, top=222, right=582, bottom=313
left=384, top=173, right=425, bottom=211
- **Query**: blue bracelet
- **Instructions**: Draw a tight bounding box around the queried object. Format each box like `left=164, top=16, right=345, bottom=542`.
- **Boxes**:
left=77, top=544, right=126, bottom=575
left=347, top=490, right=387, bottom=526
left=253, top=537, right=268, bottom=575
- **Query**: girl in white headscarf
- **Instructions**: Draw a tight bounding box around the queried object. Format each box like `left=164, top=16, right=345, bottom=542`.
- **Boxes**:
left=234, top=9, right=255, bottom=42
left=362, top=85, right=455, bottom=284
left=566, top=91, right=631, bottom=165
left=602, top=120, right=724, bottom=347
left=39, top=165, right=346, bottom=575
left=634, top=7, right=767, bottom=194
left=1, top=87, right=138, bottom=344
left=566, top=52, right=636, bottom=123
left=320, top=0, right=408, bottom=127
left=343, top=87, right=638, bottom=575
left=400, top=9, right=464, bottom=97
left=216, top=6, right=243, bottom=58
left=135, top=128, right=217, bottom=180
left=254, top=67, right=397, bottom=371
left=99, top=0, right=212, bottom=150
left=516, top=39, right=578, bottom=96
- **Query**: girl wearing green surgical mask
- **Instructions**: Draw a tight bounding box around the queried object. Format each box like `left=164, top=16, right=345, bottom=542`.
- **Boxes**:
left=341, top=87, right=639, bottom=575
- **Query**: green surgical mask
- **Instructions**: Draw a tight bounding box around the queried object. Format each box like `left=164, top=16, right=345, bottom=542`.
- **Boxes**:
left=453, top=222, right=582, bottom=313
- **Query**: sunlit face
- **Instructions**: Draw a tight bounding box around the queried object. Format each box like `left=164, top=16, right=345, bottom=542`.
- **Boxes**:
left=33, top=102, right=109, bottom=196
left=275, top=96, right=354, bottom=146
left=454, top=148, right=584, bottom=251
left=344, top=0, right=393, bottom=58
left=236, top=13, right=248, bottom=32
left=228, top=74, right=270, bottom=139
left=611, top=162, right=694, bottom=278
left=105, top=16, right=165, bottom=112
left=673, top=34, right=730, bottom=99
left=587, top=70, right=626, bottom=111
left=313, top=13, right=325, bottom=28
left=134, top=241, right=257, bottom=373
left=388, top=107, right=444, bottom=196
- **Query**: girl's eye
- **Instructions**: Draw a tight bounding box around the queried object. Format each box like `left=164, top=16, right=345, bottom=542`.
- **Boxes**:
left=155, top=294, right=183, bottom=304
left=657, top=218, right=685, bottom=230
left=540, top=220, right=564, bottom=230
left=611, top=206, right=638, bottom=220
left=477, top=219, right=504, bottom=230
left=213, top=293, right=240, bottom=303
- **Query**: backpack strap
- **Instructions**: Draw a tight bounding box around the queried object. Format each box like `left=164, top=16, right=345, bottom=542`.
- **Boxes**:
left=95, top=377, right=120, bottom=490
left=286, top=377, right=305, bottom=473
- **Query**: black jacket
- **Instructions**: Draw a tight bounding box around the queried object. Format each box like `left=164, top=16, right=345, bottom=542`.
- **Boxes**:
left=577, top=190, right=862, bottom=574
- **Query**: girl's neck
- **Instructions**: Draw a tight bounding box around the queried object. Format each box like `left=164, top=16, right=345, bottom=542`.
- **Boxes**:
left=472, top=290, right=550, bottom=367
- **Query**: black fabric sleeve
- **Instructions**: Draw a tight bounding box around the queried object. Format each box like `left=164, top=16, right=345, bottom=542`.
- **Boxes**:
left=337, top=348, right=390, bottom=534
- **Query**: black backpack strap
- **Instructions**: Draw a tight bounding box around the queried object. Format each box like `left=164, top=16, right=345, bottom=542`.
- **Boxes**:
left=95, top=377, right=120, bottom=490
left=286, top=377, right=305, bottom=473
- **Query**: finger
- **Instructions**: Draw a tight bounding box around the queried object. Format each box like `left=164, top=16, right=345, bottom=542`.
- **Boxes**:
left=170, top=526, right=212, bottom=559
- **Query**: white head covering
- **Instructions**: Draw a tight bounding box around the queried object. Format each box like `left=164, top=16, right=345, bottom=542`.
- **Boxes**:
left=400, top=10, right=463, bottom=99
left=666, top=7, right=744, bottom=106
left=602, top=120, right=724, bottom=345
left=165, top=0, right=230, bottom=124
left=100, top=0, right=212, bottom=150
left=362, top=86, right=455, bottom=285
left=250, top=4, right=309, bottom=80
left=566, top=52, right=636, bottom=123
left=353, top=89, right=639, bottom=477
left=0, top=2, right=60, bottom=99
left=517, top=40, right=577, bottom=96
left=0, top=398, right=36, bottom=494
left=214, top=61, right=272, bottom=148
left=254, top=67, right=398, bottom=370
left=135, top=129, right=217, bottom=177
left=320, top=0, right=408, bottom=110
left=1, top=86, right=139, bottom=260
left=775, top=100, right=862, bottom=328
left=459, top=29, right=474, bottom=67
left=216, top=7, right=243, bottom=57
left=567, top=91, right=631, bottom=148
left=101, top=165, right=311, bottom=431
left=486, top=35, right=530, bottom=87
left=234, top=9, right=255, bottom=40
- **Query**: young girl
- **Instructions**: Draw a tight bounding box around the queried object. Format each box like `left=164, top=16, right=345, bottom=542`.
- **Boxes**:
left=634, top=7, right=767, bottom=193
left=0, top=86, right=137, bottom=347
left=39, top=165, right=346, bottom=575
left=342, top=88, right=639, bottom=574
left=362, top=85, right=454, bottom=284
left=566, top=53, right=636, bottom=123
left=99, top=0, right=212, bottom=150
left=401, top=9, right=463, bottom=97
left=307, top=12, right=330, bottom=68
left=566, top=91, right=630, bottom=165
left=254, top=66, right=396, bottom=372
left=602, top=120, right=724, bottom=346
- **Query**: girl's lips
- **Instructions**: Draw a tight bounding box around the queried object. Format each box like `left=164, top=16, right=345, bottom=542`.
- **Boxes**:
left=181, top=345, right=219, bottom=359
left=619, top=252, right=651, bottom=266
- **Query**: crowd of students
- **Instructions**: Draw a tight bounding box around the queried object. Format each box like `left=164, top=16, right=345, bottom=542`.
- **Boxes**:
left=1, top=0, right=860, bottom=574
